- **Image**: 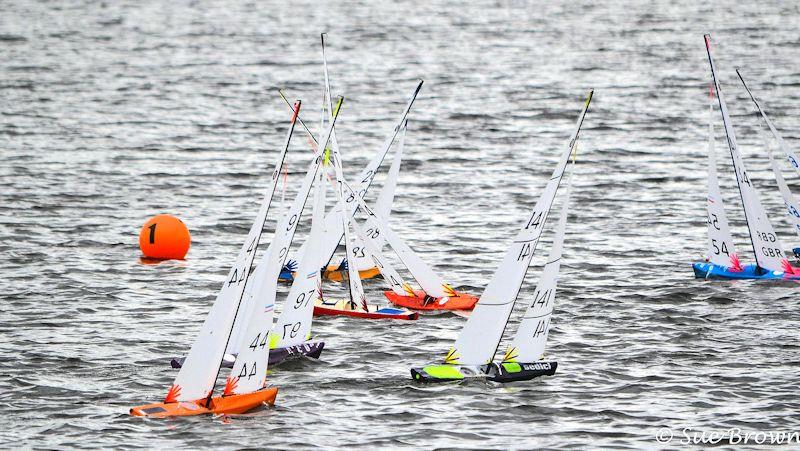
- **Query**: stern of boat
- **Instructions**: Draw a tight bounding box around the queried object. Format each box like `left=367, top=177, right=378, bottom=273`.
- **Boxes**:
left=486, top=361, right=557, bottom=383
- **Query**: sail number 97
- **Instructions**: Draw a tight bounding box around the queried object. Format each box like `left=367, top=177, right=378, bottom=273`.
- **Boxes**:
left=293, top=289, right=316, bottom=309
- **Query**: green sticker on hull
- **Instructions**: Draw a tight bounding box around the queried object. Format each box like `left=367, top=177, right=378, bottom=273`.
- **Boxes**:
left=422, top=365, right=465, bottom=380
left=502, top=362, right=522, bottom=373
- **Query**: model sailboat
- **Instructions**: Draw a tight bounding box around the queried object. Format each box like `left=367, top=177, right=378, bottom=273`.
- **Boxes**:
left=737, top=70, right=800, bottom=259
left=692, top=35, right=799, bottom=280
left=278, top=71, right=423, bottom=283
left=169, top=100, right=344, bottom=371
left=313, top=139, right=420, bottom=320
left=306, top=36, right=419, bottom=321
left=411, top=91, right=592, bottom=382
left=131, top=100, right=308, bottom=417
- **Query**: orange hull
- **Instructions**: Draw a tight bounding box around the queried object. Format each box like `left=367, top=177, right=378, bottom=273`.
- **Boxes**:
left=385, top=290, right=478, bottom=311
left=323, top=266, right=381, bottom=282
left=130, top=387, right=278, bottom=418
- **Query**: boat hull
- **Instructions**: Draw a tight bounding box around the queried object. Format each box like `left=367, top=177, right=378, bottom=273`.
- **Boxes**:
left=170, top=341, right=325, bottom=369
left=279, top=265, right=381, bottom=282
left=692, top=262, right=799, bottom=280
left=314, top=298, right=418, bottom=320
left=410, top=361, right=557, bottom=383
left=385, top=289, right=478, bottom=312
left=130, top=387, right=278, bottom=418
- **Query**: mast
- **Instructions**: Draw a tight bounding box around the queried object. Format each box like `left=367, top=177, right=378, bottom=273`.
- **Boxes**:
left=704, top=35, right=785, bottom=273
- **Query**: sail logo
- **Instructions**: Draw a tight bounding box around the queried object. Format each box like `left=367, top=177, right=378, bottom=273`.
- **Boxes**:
left=521, top=362, right=551, bottom=371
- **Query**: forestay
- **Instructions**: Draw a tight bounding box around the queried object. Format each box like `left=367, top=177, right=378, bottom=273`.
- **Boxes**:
left=171, top=102, right=301, bottom=402
left=705, top=35, right=785, bottom=272
left=503, top=168, right=573, bottom=363
left=704, top=93, right=738, bottom=267
left=445, top=90, right=593, bottom=366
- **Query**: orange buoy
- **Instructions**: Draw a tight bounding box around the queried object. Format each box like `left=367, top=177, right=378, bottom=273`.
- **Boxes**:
left=139, top=214, right=191, bottom=260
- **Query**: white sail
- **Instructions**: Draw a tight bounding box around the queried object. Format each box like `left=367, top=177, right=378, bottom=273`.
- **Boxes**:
left=339, top=176, right=455, bottom=298
left=226, top=98, right=343, bottom=355
left=704, top=94, right=738, bottom=267
left=227, top=246, right=278, bottom=394
left=349, top=215, right=414, bottom=296
left=737, top=69, right=800, bottom=177
left=171, top=102, right=300, bottom=402
left=349, top=120, right=407, bottom=271
left=705, top=35, right=785, bottom=272
left=331, top=152, right=369, bottom=309
left=227, top=153, right=322, bottom=355
left=226, top=100, right=343, bottom=391
left=288, top=81, right=424, bottom=271
left=375, top=120, right=406, bottom=220
left=737, top=70, right=800, bottom=237
left=273, top=160, right=327, bottom=348
left=768, top=144, right=800, bottom=237
left=503, top=169, right=573, bottom=363
left=315, top=33, right=367, bottom=310
left=446, top=91, right=593, bottom=366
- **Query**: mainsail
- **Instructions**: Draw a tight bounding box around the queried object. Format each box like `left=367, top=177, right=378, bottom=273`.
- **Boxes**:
left=705, top=35, right=785, bottom=272
left=445, top=91, right=593, bottom=366
left=350, top=120, right=407, bottom=271
left=227, top=99, right=343, bottom=355
left=227, top=99, right=342, bottom=392
left=292, top=76, right=423, bottom=270
left=338, top=176, right=456, bottom=298
left=171, top=102, right=301, bottom=402
left=503, top=167, right=573, bottom=363
left=768, top=148, right=800, bottom=237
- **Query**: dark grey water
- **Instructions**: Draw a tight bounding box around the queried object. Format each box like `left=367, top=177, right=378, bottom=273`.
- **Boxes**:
left=3, top=0, right=800, bottom=448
